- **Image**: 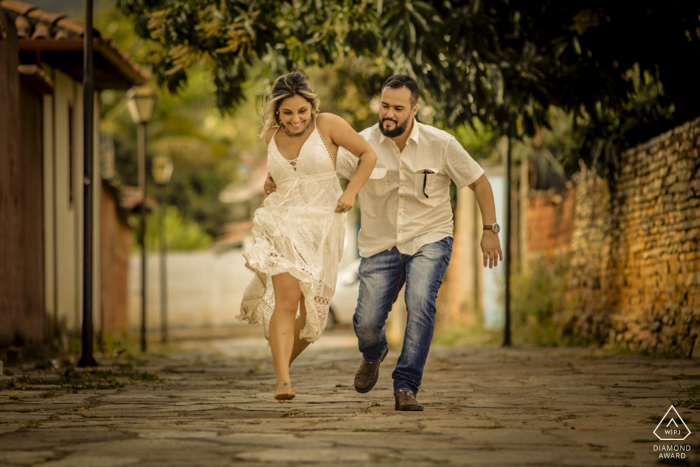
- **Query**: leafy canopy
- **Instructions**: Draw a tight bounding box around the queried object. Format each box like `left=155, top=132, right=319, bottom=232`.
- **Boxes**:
left=117, top=0, right=700, bottom=177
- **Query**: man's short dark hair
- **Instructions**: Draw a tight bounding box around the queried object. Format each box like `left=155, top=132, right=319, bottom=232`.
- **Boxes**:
left=381, top=74, right=419, bottom=107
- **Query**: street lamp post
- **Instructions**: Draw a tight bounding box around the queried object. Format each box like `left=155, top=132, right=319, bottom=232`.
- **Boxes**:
left=126, top=86, right=156, bottom=352
left=151, top=156, right=173, bottom=343
left=503, top=130, right=512, bottom=347
left=78, top=0, right=97, bottom=368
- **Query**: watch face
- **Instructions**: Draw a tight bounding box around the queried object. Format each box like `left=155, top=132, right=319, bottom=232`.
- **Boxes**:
left=492, top=224, right=500, bottom=234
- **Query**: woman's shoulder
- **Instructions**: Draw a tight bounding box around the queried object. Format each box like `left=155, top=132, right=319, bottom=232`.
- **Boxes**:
left=264, top=126, right=278, bottom=147
left=316, top=113, right=354, bottom=135
left=316, top=112, right=345, bottom=128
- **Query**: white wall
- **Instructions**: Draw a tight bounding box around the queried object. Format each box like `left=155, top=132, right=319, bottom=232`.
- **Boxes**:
left=52, top=70, right=80, bottom=331
left=44, top=67, right=101, bottom=336
left=43, top=86, right=56, bottom=331
left=129, top=249, right=251, bottom=332
left=128, top=215, right=361, bottom=333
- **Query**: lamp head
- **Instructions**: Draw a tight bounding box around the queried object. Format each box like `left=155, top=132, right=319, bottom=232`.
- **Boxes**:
left=126, top=86, right=157, bottom=124
left=151, top=155, right=174, bottom=185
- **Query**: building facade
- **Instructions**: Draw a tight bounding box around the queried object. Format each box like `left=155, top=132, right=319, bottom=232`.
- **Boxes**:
left=0, top=0, right=148, bottom=356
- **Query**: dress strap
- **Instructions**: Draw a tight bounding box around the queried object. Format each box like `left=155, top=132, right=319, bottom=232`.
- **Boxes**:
left=315, top=123, right=336, bottom=168
left=267, top=126, right=281, bottom=148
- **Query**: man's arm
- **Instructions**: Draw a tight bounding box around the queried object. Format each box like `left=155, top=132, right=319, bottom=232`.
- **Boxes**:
left=468, top=174, right=503, bottom=269
left=444, top=137, right=503, bottom=269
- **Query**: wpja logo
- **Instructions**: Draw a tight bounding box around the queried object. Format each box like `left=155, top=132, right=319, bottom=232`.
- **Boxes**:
left=652, top=405, right=692, bottom=460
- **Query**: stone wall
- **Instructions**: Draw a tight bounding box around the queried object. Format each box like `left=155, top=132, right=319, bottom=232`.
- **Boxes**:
left=565, top=116, right=700, bottom=356
left=527, top=187, right=576, bottom=257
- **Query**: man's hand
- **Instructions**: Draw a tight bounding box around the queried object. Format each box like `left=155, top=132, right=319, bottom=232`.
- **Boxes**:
left=264, top=173, right=277, bottom=197
left=481, top=231, right=503, bottom=269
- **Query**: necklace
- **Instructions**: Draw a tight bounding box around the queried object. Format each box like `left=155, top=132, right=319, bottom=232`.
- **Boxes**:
left=283, top=116, right=314, bottom=137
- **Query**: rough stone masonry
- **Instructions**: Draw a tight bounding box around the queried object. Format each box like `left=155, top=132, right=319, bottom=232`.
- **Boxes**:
left=566, top=116, right=700, bottom=356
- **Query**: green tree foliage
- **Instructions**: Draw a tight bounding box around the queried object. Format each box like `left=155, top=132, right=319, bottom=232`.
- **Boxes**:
left=145, top=205, right=213, bottom=251
left=511, top=255, right=571, bottom=346
left=443, top=117, right=499, bottom=163
left=97, top=5, right=269, bottom=239
left=100, top=67, right=241, bottom=238
left=116, top=0, right=380, bottom=109
left=306, top=62, right=379, bottom=130
left=99, top=2, right=396, bottom=242
left=117, top=0, right=700, bottom=179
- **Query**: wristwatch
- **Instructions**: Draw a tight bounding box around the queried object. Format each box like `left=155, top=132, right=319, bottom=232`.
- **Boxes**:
left=483, top=223, right=500, bottom=234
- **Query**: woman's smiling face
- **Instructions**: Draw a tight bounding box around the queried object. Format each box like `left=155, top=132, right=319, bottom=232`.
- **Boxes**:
left=278, top=95, right=313, bottom=133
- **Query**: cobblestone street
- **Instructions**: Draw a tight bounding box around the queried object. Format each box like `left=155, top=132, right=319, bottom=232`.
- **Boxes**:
left=1, top=329, right=699, bottom=466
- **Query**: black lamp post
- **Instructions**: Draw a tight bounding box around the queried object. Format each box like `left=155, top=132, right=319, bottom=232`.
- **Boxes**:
left=126, top=86, right=156, bottom=352
left=503, top=130, right=512, bottom=347
left=78, top=0, right=97, bottom=368
left=151, top=156, right=173, bottom=343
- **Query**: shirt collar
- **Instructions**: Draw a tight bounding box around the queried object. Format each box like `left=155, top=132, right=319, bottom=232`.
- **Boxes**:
left=407, top=118, right=420, bottom=145
left=377, top=118, right=420, bottom=146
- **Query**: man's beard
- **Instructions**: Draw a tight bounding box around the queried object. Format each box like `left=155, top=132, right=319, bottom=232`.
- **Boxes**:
left=378, top=115, right=410, bottom=138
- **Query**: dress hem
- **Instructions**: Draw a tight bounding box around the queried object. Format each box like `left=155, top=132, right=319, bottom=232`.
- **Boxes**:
left=237, top=245, right=329, bottom=344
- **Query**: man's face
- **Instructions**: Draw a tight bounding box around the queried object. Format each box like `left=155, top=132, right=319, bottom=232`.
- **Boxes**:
left=378, top=86, right=418, bottom=138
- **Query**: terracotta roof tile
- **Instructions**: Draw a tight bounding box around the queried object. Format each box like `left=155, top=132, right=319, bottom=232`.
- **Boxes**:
left=30, top=20, right=48, bottom=39
left=1, top=0, right=151, bottom=87
left=1, top=0, right=84, bottom=39
left=14, top=13, right=30, bottom=38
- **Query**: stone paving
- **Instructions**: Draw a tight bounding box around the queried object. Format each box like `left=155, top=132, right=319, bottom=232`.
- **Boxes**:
left=1, top=329, right=699, bottom=466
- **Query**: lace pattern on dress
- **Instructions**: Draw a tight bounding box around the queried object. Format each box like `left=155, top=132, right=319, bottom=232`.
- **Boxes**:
left=238, top=127, right=345, bottom=344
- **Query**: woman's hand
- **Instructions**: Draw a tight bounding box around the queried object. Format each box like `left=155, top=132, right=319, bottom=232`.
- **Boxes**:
left=335, top=191, right=355, bottom=213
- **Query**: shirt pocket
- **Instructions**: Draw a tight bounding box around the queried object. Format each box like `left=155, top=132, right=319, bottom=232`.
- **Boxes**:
left=364, top=168, right=390, bottom=196
left=414, top=168, right=442, bottom=199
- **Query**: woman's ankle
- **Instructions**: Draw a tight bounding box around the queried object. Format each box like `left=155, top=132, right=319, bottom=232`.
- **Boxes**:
left=275, top=381, right=293, bottom=392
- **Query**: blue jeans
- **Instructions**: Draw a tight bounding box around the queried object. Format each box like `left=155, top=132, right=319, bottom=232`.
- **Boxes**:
left=353, top=237, right=453, bottom=396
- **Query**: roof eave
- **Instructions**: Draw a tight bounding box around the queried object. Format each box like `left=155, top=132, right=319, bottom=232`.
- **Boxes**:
left=18, top=38, right=151, bottom=88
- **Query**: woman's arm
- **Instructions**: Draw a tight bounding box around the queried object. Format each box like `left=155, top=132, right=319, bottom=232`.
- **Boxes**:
left=318, top=113, right=377, bottom=213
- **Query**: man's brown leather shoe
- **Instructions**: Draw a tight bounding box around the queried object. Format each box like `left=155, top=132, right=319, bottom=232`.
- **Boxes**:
left=394, top=391, right=423, bottom=411
left=354, top=346, right=388, bottom=394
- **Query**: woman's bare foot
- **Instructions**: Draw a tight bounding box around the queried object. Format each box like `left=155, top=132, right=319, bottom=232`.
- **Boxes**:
left=274, top=382, right=296, bottom=403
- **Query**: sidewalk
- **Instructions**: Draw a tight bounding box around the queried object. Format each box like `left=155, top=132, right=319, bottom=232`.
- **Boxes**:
left=1, top=330, right=699, bottom=466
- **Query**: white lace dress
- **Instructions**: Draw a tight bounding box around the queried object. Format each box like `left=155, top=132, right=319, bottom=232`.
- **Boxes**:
left=238, top=125, right=346, bottom=343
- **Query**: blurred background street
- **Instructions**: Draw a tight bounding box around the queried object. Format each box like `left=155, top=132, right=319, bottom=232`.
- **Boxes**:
left=1, top=0, right=699, bottom=464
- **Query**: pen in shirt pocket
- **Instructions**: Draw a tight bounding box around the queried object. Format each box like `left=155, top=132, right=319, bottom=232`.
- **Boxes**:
left=422, top=170, right=435, bottom=198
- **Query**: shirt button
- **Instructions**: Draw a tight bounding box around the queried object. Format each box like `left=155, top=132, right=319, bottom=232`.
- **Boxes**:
left=398, top=230, right=402, bottom=233
left=399, top=212, right=402, bottom=216
left=400, top=195, right=404, bottom=198
left=400, top=183, right=404, bottom=187
left=400, top=167, right=403, bottom=170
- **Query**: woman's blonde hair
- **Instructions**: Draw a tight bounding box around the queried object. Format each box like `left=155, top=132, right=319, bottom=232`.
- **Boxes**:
left=260, top=71, right=320, bottom=139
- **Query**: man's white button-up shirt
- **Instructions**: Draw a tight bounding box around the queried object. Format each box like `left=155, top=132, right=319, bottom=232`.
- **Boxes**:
left=337, top=119, right=484, bottom=258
